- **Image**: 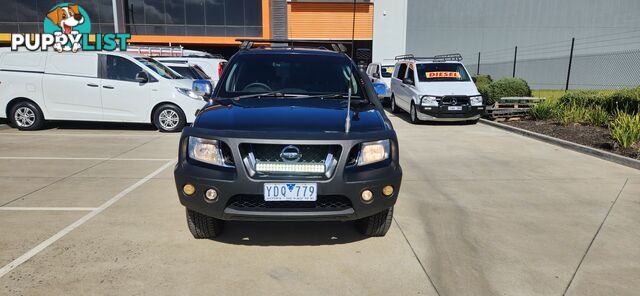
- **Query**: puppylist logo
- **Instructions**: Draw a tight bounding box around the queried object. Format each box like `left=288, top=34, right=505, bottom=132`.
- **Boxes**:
left=11, top=3, right=130, bottom=52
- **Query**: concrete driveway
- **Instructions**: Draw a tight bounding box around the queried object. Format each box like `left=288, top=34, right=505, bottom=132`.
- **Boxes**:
left=0, top=115, right=638, bottom=295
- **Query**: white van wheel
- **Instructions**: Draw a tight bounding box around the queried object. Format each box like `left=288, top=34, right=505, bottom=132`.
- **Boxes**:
left=390, top=95, right=399, bottom=113
left=10, top=101, right=45, bottom=131
left=410, top=103, right=420, bottom=124
left=153, top=104, right=186, bottom=132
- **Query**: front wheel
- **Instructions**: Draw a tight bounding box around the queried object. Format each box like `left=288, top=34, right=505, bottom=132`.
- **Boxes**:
left=153, top=104, right=186, bottom=132
left=390, top=95, right=399, bottom=113
left=410, top=103, right=420, bottom=124
left=10, top=101, right=45, bottom=131
left=186, top=208, right=224, bottom=239
left=356, top=207, right=394, bottom=237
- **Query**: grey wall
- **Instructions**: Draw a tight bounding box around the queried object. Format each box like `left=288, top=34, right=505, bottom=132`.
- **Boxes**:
left=402, top=0, right=640, bottom=89
left=372, top=0, right=408, bottom=63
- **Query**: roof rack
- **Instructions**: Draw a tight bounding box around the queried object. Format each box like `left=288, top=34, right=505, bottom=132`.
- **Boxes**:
left=394, top=53, right=463, bottom=62
left=236, top=39, right=348, bottom=53
left=127, top=46, right=224, bottom=59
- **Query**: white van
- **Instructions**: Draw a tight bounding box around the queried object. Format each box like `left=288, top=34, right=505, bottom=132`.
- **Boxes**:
left=0, top=49, right=209, bottom=132
left=390, top=54, right=485, bottom=124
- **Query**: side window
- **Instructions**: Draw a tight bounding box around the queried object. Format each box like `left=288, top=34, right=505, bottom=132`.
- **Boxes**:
left=101, top=55, right=143, bottom=82
left=396, top=63, right=407, bottom=80
left=406, top=64, right=415, bottom=85
left=366, top=65, right=374, bottom=75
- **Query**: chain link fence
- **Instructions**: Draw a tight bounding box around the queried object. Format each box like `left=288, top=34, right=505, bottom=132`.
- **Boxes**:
left=466, top=30, right=640, bottom=90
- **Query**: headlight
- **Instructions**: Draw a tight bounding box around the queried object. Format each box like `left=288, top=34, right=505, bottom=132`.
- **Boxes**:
left=421, top=96, right=438, bottom=107
left=177, top=87, right=203, bottom=100
left=470, top=95, right=483, bottom=106
left=357, top=139, right=390, bottom=166
left=188, top=136, right=225, bottom=166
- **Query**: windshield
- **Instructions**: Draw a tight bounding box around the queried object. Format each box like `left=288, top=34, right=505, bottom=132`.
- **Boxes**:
left=416, top=63, right=470, bottom=82
left=192, top=64, right=211, bottom=80
left=135, top=57, right=182, bottom=79
left=219, top=54, right=363, bottom=99
left=169, top=66, right=206, bottom=80
left=381, top=65, right=394, bottom=78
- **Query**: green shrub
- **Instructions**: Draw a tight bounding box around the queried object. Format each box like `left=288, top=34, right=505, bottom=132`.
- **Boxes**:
left=558, top=90, right=607, bottom=108
left=559, top=106, right=588, bottom=125
left=609, top=112, right=640, bottom=148
left=473, top=75, right=493, bottom=89
left=478, top=85, right=491, bottom=105
left=585, top=106, right=609, bottom=127
left=484, top=78, right=532, bottom=105
left=558, top=105, right=610, bottom=126
left=530, top=99, right=559, bottom=120
left=558, top=88, right=640, bottom=115
left=608, top=87, right=640, bottom=115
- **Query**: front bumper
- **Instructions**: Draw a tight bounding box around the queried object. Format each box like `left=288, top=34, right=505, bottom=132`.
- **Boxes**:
left=418, top=105, right=485, bottom=122
left=174, top=128, right=402, bottom=221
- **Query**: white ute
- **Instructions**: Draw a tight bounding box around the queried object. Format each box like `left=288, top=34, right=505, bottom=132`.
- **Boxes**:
left=390, top=54, right=485, bottom=124
left=0, top=49, right=209, bottom=132
left=366, top=61, right=395, bottom=103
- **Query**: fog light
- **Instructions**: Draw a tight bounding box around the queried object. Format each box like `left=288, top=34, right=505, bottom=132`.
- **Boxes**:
left=361, top=190, right=373, bottom=203
left=382, top=185, right=394, bottom=197
left=205, top=188, right=218, bottom=202
left=183, top=184, right=195, bottom=196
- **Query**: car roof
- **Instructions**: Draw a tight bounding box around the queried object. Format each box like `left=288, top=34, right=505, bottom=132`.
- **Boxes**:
left=236, top=48, right=348, bottom=58
left=163, top=62, right=192, bottom=67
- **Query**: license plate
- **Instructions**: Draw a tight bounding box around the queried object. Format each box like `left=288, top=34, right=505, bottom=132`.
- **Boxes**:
left=264, top=183, right=317, bottom=201
left=448, top=106, right=463, bottom=111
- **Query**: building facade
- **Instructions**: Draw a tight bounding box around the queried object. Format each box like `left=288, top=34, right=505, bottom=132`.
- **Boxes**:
left=1, top=0, right=374, bottom=60
left=373, top=0, right=640, bottom=89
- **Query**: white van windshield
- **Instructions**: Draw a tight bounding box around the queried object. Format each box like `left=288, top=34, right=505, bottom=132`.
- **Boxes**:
left=135, top=57, right=182, bottom=79
left=416, top=63, right=470, bottom=82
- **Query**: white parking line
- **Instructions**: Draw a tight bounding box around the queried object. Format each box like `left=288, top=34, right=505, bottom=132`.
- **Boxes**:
left=0, top=160, right=176, bottom=278
left=0, top=133, right=163, bottom=137
left=0, top=157, right=174, bottom=161
left=0, top=207, right=98, bottom=211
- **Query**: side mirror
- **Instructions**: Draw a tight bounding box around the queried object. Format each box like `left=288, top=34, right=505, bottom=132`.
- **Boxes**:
left=372, top=73, right=380, bottom=79
left=135, top=71, right=149, bottom=84
left=373, top=82, right=387, bottom=96
left=192, top=79, right=213, bottom=99
left=403, top=78, right=414, bottom=85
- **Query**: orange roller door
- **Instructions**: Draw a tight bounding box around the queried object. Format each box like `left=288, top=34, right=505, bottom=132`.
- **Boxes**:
left=288, top=3, right=373, bottom=40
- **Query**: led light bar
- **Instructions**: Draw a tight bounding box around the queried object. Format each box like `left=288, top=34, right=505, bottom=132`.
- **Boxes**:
left=255, top=162, right=325, bottom=174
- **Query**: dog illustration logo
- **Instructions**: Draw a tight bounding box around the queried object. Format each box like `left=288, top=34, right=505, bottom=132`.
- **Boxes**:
left=11, top=2, right=129, bottom=52
left=44, top=3, right=91, bottom=52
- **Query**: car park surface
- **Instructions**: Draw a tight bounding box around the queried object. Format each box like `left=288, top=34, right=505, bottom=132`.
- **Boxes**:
left=0, top=113, right=639, bottom=295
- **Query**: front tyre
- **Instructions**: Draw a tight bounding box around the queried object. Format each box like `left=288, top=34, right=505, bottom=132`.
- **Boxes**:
left=153, top=104, right=186, bottom=132
left=390, top=95, right=399, bottom=113
left=186, top=208, right=224, bottom=239
left=10, top=101, right=45, bottom=131
left=356, top=207, right=394, bottom=237
left=410, top=103, right=420, bottom=124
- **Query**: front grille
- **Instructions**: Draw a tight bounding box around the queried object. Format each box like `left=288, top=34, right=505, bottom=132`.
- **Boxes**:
left=250, top=144, right=335, bottom=163
left=241, top=144, right=341, bottom=177
left=227, top=195, right=352, bottom=211
left=441, top=96, right=470, bottom=106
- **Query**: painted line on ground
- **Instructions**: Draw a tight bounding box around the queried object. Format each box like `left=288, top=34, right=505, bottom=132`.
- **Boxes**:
left=0, top=157, right=174, bottom=161
left=480, top=119, right=640, bottom=170
left=0, top=160, right=176, bottom=278
left=0, top=132, right=164, bottom=137
left=0, top=207, right=98, bottom=211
